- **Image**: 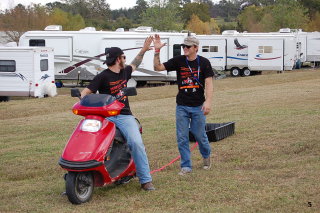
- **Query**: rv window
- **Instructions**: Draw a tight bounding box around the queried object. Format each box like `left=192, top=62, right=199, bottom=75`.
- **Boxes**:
left=202, top=46, right=218, bottom=53
left=173, top=44, right=181, bottom=57
left=29, top=39, right=45, bottom=46
left=40, top=59, right=48, bottom=71
left=264, top=46, right=272, bottom=53
left=210, top=46, right=218, bottom=52
left=258, top=46, right=273, bottom=53
left=202, top=46, right=209, bottom=52
left=0, top=60, right=16, bottom=72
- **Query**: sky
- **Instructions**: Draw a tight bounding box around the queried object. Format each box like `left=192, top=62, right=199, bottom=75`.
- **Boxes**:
left=0, top=0, right=137, bottom=11
left=0, top=0, right=220, bottom=11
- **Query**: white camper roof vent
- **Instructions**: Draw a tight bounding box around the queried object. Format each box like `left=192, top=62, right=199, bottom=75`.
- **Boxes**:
left=279, top=28, right=291, bottom=33
left=80, top=27, right=96, bottom=31
left=44, top=25, right=62, bottom=31
left=222, top=30, right=239, bottom=35
left=134, top=26, right=153, bottom=32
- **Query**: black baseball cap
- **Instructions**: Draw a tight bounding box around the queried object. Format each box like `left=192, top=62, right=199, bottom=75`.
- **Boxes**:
left=104, top=47, right=124, bottom=64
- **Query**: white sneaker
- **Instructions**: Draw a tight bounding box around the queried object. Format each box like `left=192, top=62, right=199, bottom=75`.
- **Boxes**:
left=178, top=168, right=192, bottom=176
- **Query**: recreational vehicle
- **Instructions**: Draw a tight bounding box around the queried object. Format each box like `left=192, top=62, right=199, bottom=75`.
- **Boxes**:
left=305, top=31, right=320, bottom=64
left=19, top=26, right=189, bottom=86
left=0, top=47, right=57, bottom=101
left=197, top=31, right=298, bottom=76
left=265, top=29, right=320, bottom=67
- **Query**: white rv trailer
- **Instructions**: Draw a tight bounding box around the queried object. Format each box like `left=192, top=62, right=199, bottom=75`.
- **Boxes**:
left=19, top=27, right=189, bottom=86
left=304, top=31, right=320, bottom=64
left=197, top=31, right=298, bottom=76
left=0, top=47, right=57, bottom=101
left=263, top=29, right=320, bottom=67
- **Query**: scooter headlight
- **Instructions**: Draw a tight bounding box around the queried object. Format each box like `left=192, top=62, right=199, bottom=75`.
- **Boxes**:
left=81, top=119, right=102, bottom=132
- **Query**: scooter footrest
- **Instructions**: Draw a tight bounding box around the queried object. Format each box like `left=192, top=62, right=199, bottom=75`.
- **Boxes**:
left=59, top=158, right=103, bottom=170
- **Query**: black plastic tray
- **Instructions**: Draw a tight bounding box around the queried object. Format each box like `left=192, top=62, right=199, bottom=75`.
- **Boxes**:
left=189, top=122, right=235, bottom=142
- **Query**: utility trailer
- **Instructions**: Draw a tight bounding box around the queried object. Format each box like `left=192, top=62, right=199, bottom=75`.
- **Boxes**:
left=0, top=47, right=56, bottom=101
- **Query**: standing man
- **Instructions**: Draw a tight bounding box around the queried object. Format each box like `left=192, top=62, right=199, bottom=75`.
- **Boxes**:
left=81, top=36, right=155, bottom=190
left=153, top=34, right=214, bottom=175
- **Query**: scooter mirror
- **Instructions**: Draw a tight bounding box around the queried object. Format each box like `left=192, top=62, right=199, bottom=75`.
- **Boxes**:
left=122, top=87, right=137, bottom=96
left=71, top=88, right=81, bottom=98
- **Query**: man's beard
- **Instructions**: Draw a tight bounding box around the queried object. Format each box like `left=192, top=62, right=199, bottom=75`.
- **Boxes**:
left=119, top=61, right=125, bottom=69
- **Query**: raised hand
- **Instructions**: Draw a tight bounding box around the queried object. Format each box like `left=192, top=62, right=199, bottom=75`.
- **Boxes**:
left=154, top=34, right=166, bottom=50
left=141, top=36, right=153, bottom=52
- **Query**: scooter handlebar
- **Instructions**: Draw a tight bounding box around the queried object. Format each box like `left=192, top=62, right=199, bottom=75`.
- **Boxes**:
left=71, top=88, right=81, bottom=99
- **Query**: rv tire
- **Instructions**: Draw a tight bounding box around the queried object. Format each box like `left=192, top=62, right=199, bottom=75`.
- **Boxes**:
left=241, top=68, right=251, bottom=77
left=0, top=96, right=10, bottom=102
left=137, top=81, right=147, bottom=87
left=230, top=68, right=240, bottom=77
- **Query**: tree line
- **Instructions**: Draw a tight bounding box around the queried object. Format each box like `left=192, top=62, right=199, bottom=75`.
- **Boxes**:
left=0, top=0, right=319, bottom=43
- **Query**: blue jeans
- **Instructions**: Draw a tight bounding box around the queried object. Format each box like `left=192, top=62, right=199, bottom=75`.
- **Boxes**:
left=176, top=105, right=211, bottom=170
left=107, top=114, right=152, bottom=184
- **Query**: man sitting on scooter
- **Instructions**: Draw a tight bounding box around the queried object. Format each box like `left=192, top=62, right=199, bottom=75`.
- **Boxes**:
left=81, top=36, right=155, bottom=191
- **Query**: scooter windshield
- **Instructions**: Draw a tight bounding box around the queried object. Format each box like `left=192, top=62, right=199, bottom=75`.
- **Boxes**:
left=80, top=94, right=116, bottom=107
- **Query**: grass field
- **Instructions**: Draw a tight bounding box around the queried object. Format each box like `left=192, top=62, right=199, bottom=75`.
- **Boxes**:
left=0, top=69, right=319, bottom=212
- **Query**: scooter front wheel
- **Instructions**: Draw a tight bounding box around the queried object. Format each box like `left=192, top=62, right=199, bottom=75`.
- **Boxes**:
left=65, top=171, right=94, bottom=204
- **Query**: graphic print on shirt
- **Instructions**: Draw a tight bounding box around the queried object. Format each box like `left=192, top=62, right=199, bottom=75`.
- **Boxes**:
left=180, top=67, right=200, bottom=93
left=109, top=79, right=127, bottom=101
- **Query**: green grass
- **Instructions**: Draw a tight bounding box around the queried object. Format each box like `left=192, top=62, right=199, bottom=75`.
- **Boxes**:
left=0, top=69, right=320, bottom=212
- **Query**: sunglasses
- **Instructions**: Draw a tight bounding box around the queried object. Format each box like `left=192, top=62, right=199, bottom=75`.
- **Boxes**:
left=120, top=55, right=126, bottom=59
left=182, top=44, right=192, bottom=49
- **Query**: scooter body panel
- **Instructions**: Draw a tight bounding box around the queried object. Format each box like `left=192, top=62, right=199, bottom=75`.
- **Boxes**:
left=61, top=117, right=115, bottom=162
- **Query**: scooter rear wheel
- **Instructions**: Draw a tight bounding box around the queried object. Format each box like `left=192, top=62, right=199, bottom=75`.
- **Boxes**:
left=66, top=171, right=94, bottom=204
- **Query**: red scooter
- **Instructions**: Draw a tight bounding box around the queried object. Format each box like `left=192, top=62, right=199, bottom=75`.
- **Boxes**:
left=59, top=87, right=140, bottom=204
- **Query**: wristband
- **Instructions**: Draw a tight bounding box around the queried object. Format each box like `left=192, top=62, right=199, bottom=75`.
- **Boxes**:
left=155, top=49, right=160, bottom=53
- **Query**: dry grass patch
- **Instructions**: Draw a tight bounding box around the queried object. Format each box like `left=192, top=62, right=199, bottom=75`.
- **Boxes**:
left=0, top=68, right=319, bottom=212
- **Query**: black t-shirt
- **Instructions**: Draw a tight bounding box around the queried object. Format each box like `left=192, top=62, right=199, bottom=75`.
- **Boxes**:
left=164, top=55, right=214, bottom=106
left=87, top=66, right=133, bottom=115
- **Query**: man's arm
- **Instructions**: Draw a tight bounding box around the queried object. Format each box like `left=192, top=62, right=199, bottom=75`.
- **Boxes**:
left=202, top=77, right=213, bottom=115
left=130, top=36, right=153, bottom=70
left=153, top=34, right=166, bottom=71
left=81, top=88, right=93, bottom=98
left=154, top=51, right=166, bottom=71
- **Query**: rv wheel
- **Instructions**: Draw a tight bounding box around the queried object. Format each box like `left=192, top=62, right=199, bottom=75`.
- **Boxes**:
left=0, top=96, right=10, bottom=102
left=241, top=68, right=251, bottom=77
left=231, top=68, right=240, bottom=77
left=137, top=81, right=147, bottom=87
